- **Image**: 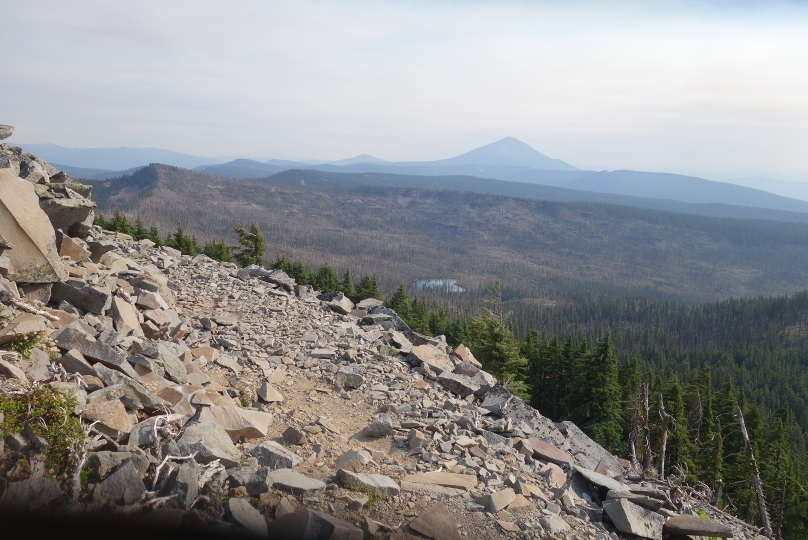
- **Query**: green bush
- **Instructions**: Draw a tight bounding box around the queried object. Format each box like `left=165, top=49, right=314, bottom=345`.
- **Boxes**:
left=0, top=386, right=85, bottom=482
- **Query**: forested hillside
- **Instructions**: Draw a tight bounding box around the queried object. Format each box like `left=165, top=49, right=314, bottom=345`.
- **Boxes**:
left=87, top=165, right=808, bottom=304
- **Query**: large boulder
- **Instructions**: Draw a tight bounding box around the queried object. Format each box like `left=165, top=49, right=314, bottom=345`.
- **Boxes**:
left=176, top=421, right=241, bottom=467
left=0, top=168, right=67, bottom=283
left=409, top=344, right=453, bottom=374
left=0, top=125, right=13, bottom=140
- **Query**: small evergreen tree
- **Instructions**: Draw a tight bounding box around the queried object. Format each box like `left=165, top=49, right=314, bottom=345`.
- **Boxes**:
left=234, top=221, right=266, bottom=267
left=356, top=274, right=382, bottom=301
left=563, top=332, right=624, bottom=453
left=340, top=268, right=355, bottom=298
left=203, top=239, right=234, bottom=262
left=314, top=263, right=340, bottom=292
left=133, top=217, right=148, bottom=240
left=385, top=285, right=411, bottom=321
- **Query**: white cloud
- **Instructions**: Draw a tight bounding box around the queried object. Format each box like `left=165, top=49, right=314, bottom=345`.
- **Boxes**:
left=2, top=0, right=807, bottom=175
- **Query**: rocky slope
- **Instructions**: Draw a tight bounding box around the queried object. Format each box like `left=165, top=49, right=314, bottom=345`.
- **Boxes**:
left=0, top=126, right=765, bottom=539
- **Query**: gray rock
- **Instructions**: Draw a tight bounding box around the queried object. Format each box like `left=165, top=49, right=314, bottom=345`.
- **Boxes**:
left=40, top=196, right=96, bottom=232
left=192, top=406, right=272, bottom=442
left=51, top=281, right=112, bottom=314
left=87, top=450, right=151, bottom=480
left=226, top=497, right=268, bottom=538
left=539, top=514, right=570, bottom=534
left=408, top=344, right=453, bottom=374
left=558, top=421, right=623, bottom=479
left=269, top=468, right=327, bottom=497
left=244, top=266, right=296, bottom=292
left=257, top=381, right=284, bottom=402
left=475, top=488, right=515, bottom=513
left=0, top=476, right=63, bottom=511
left=334, top=366, right=364, bottom=389
left=87, top=239, right=119, bottom=263
left=250, top=440, right=302, bottom=469
left=93, top=460, right=146, bottom=505
left=167, top=459, right=199, bottom=509
left=282, top=426, right=307, bottom=445
left=140, top=342, right=188, bottom=384
left=0, top=169, right=68, bottom=283
left=0, top=125, right=13, bottom=140
left=54, top=348, right=95, bottom=376
left=335, top=448, right=372, bottom=473
left=573, top=465, right=624, bottom=492
left=81, top=399, right=133, bottom=438
left=326, top=293, right=354, bottom=315
left=336, top=469, right=400, bottom=497
left=602, top=498, right=666, bottom=540
left=663, top=515, right=734, bottom=538
left=362, top=414, right=393, bottom=437
left=436, top=371, right=480, bottom=397
left=267, top=508, right=363, bottom=540
left=91, top=363, right=169, bottom=410
left=409, top=503, right=462, bottom=540
left=176, top=421, right=241, bottom=467
left=52, top=326, right=141, bottom=380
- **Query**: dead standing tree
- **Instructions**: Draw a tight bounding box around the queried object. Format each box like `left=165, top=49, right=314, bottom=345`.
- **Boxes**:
left=658, top=393, right=675, bottom=480
left=734, top=399, right=773, bottom=538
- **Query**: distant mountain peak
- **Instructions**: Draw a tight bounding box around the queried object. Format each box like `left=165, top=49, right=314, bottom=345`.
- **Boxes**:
left=435, top=137, right=579, bottom=171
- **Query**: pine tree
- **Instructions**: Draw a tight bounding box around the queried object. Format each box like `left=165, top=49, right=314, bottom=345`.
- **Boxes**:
left=234, top=221, right=266, bottom=267
left=110, top=210, right=134, bottom=236
left=314, top=263, right=340, bottom=292
left=468, top=308, right=528, bottom=399
left=133, top=217, right=147, bottom=240
left=340, top=268, right=355, bottom=299
left=288, top=260, right=309, bottom=285
left=146, top=226, right=161, bottom=245
left=663, top=375, right=696, bottom=480
left=203, top=239, right=233, bottom=262
left=356, top=274, right=382, bottom=301
left=563, top=332, right=624, bottom=453
left=270, top=255, right=293, bottom=273
left=385, top=285, right=411, bottom=321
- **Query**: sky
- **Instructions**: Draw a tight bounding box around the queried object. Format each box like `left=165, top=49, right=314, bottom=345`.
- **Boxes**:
left=2, top=0, right=808, bottom=179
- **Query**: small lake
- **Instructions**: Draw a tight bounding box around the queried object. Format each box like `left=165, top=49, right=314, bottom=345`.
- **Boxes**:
left=415, top=278, right=466, bottom=293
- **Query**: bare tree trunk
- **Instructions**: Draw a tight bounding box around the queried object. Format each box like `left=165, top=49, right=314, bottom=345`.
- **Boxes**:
left=658, top=393, right=674, bottom=480
left=735, top=399, right=772, bottom=538
left=642, top=383, right=653, bottom=473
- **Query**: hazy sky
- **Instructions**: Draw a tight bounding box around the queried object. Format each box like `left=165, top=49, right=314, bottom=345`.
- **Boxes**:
left=3, top=1, right=808, bottom=177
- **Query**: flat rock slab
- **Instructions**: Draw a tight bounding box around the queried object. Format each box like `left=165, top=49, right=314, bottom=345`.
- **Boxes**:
left=0, top=169, right=67, bottom=283
left=251, top=440, right=302, bottom=469
left=337, top=469, right=400, bottom=497
left=0, top=313, right=49, bottom=346
left=573, top=465, right=624, bottom=492
left=602, top=498, right=666, bottom=540
left=409, top=502, right=461, bottom=540
left=409, top=344, right=453, bottom=374
left=663, top=515, right=734, bottom=538
left=82, top=399, right=133, bottom=436
left=93, top=460, right=146, bottom=505
left=402, top=471, right=477, bottom=491
left=269, top=468, right=326, bottom=497
left=400, top=481, right=466, bottom=498
left=0, top=476, right=63, bottom=511
left=53, top=326, right=141, bottom=380
left=268, top=508, right=363, bottom=540
left=527, top=438, right=574, bottom=466
left=436, top=371, right=480, bottom=396
left=226, top=498, right=268, bottom=538
left=476, top=488, right=516, bottom=513
left=177, top=421, right=241, bottom=467
left=193, top=405, right=272, bottom=442
left=335, top=448, right=372, bottom=473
